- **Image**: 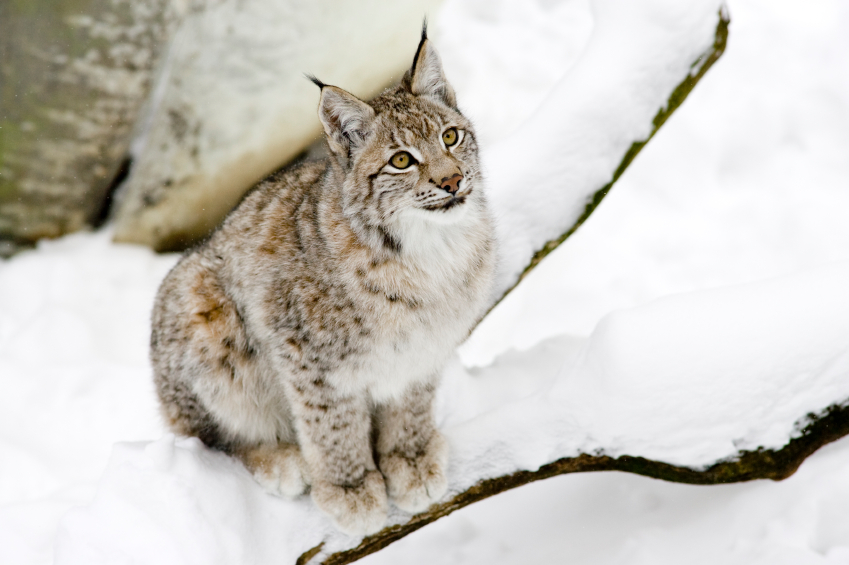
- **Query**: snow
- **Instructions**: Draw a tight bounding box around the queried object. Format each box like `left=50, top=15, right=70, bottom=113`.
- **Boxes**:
left=0, top=232, right=176, bottom=564
left=364, top=438, right=849, bottom=565
left=54, top=437, right=328, bottom=565
left=46, top=259, right=849, bottom=562
left=3, top=0, right=849, bottom=563
left=462, top=0, right=849, bottom=363
left=483, top=0, right=724, bottom=295
left=445, top=263, right=849, bottom=483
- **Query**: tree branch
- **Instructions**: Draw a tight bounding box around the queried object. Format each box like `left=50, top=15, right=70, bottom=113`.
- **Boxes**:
left=292, top=9, right=849, bottom=565
left=305, top=400, right=849, bottom=565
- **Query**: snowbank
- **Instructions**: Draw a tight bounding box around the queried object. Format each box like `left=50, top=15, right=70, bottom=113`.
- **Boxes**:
left=5, top=0, right=849, bottom=563
left=54, top=261, right=849, bottom=562
left=447, top=262, right=849, bottom=484
left=0, top=231, right=176, bottom=564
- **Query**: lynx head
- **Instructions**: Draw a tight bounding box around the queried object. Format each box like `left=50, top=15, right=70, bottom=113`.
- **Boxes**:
left=310, top=25, right=486, bottom=254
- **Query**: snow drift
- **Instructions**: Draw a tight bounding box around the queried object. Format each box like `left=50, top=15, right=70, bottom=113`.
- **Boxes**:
left=54, top=260, right=849, bottom=563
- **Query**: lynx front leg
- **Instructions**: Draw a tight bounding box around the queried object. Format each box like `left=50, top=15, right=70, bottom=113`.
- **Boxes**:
left=288, top=377, right=388, bottom=536
left=375, top=381, right=448, bottom=513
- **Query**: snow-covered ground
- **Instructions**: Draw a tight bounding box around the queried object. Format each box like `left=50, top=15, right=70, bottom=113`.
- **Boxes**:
left=3, top=0, right=849, bottom=563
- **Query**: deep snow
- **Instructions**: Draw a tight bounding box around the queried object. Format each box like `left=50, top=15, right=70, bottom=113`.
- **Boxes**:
left=50, top=257, right=849, bottom=563
left=3, top=0, right=849, bottom=563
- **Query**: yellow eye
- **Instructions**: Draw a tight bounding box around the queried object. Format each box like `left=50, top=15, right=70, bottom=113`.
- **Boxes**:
left=390, top=151, right=414, bottom=169
left=442, top=128, right=458, bottom=147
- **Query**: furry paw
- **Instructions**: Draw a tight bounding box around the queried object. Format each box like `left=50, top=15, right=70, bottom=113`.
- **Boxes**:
left=244, top=444, right=311, bottom=498
left=379, top=432, right=448, bottom=513
left=311, top=470, right=388, bottom=536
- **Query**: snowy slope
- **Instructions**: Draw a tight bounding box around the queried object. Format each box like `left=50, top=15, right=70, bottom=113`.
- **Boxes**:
left=0, top=232, right=176, bottom=564
left=51, top=261, right=849, bottom=562
left=3, top=0, right=849, bottom=563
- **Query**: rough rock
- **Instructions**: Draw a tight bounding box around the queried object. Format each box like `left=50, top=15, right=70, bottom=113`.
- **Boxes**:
left=0, top=0, right=176, bottom=257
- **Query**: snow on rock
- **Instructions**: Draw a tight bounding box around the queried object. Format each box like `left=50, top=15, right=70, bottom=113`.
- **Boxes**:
left=486, top=0, right=725, bottom=296
left=53, top=260, right=849, bottom=562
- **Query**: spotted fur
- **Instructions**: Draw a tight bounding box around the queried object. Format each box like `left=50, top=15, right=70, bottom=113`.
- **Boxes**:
left=151, top=28, right=495, bottom=536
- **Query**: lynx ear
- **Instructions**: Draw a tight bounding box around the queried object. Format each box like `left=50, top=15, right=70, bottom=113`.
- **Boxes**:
left=313, top=78, right=376, bottom=156
left=408, top=27, right=457, bottom=108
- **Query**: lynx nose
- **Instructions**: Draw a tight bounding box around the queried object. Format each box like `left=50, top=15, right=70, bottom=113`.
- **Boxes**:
left=439, top=173, right=463, bottom=194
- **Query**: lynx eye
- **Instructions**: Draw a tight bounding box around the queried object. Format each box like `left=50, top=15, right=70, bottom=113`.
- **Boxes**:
left=442, top=127, right=458, bottom=147
left=390, top=151, right=414, bottom=169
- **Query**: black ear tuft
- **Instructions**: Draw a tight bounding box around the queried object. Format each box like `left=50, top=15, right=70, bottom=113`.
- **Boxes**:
left=317, top=86, right=376, bottom=158
left=305, top=74, right=325, bottom=89
left=412, top=18, right=429, bottom=76
left=408, top=26, right=457, bottom=108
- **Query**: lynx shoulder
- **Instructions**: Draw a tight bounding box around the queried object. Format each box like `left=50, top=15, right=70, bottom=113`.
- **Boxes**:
left=150, top=26, right=495, bottom=536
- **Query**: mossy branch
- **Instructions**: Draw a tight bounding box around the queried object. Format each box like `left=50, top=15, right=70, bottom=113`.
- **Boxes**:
left=297, top=8, right=838, bottom=563
left=303, top=400, right=849, bottom=565
left=295, top=7, right=846, bottom=564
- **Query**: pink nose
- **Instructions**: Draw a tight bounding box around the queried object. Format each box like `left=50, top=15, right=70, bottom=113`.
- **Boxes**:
left=439, top=173, right=463, bottom=194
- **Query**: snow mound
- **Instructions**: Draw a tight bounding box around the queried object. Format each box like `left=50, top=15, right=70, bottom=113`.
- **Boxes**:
left=557, top=262, right=849, bottom=462
left=446, top=261, right=849, bottom=492
left=54, top=261, right=849, bottom=562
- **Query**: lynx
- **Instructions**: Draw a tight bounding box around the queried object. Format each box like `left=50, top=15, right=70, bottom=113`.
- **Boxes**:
left=150, top=26, right=495, bottom=536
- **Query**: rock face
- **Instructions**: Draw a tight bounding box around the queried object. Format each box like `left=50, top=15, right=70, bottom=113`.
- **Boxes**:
left=111, top=0, right=444, bottom=252
left=0, top=0, right=174, bottom=257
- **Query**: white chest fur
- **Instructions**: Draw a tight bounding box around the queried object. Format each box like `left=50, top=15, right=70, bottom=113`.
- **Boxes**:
left=332, top=209, right=491, bottom=401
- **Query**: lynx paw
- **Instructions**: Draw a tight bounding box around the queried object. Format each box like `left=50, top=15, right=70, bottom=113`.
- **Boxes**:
left=379, top=433, right=448, bottom=513
left=244, top=444, right=311, bottom=498
left=311, top=470, right=388, bottom=536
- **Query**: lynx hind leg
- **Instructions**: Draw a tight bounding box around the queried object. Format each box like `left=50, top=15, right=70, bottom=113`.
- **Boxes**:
left=376, top=383, right=449, bottom=513
left=238, top=443, right=310, bottom=498
left=152, top=256, right=280, bottom=451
